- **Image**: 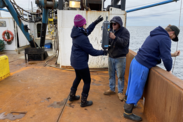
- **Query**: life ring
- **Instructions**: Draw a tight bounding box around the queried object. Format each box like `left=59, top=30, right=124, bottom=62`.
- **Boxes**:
left=2, top=30, right=14, bottom=42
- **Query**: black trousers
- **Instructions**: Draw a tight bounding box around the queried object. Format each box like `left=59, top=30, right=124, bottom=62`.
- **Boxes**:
left=71, top=68, right=91, bottom=96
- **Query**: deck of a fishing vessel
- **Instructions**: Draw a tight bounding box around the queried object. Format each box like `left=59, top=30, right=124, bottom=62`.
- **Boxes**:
left=0, top=51, right=148, bottom=122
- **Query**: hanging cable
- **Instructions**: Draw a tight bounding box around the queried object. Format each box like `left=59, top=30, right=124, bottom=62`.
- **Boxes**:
left=10, top=0, right=42, bottom=15
left=172, top=0, right=182, bottom=73
left=10, top=0, right=42, bottom=23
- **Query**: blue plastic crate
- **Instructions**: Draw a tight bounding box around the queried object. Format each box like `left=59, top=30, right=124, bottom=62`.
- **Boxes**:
left=44, top=42, right=52, bottom=49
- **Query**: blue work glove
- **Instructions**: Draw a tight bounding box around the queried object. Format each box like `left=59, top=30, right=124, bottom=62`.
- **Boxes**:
left=94, top=15, right=103, bottom=25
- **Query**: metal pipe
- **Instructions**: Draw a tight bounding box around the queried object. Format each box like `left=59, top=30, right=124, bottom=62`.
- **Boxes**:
left=0, top=8, right=9, bottom=12
left=121, top=0, right=126, bottom=11
left=80, top=0, right=84, bottom=10
left=82, top=0, right=90, bottom=11
left=36, top=0, right=58, bottom=9
left=101, top=0, right=103, bottom=11
left=58, top=0, right=63, bottom=10
left=31, top=1, right=33, bottom=12
left=126, top=0, right=179, bottom=13
left=47, top=1, right=54, bottom=8
left=111, top=0, right=120, bottom=6
left=0, top=0, right=6, bottom=8
left=40, top=9, right=49, bottom=47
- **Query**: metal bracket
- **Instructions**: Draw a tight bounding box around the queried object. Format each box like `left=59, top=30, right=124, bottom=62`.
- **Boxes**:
left=24, top=25, right=30, bottom=32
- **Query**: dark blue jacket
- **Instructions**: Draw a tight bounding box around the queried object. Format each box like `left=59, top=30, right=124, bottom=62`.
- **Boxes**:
left=70, top=22, right=104, bottom=70
left=108, top=16, right=130, bottom=58
left=135, top=26, right=172, bottom=71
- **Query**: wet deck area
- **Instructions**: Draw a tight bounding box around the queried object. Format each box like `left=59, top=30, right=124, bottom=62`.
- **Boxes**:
left=0, top=51, right=148, bottom=122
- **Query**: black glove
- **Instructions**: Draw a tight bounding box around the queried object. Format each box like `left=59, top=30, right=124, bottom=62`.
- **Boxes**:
left=94, top=15, right=103, bottom=25
left=103, top=49, right=108, bottom=55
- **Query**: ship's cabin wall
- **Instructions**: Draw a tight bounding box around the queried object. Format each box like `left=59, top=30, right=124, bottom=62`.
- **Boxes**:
left=57, top=7, right=126, bottom=68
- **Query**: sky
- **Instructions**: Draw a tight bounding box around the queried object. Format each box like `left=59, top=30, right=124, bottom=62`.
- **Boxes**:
left=105, top=0, right=183, bottom=26
left=1, top=0, right=183, bottom=26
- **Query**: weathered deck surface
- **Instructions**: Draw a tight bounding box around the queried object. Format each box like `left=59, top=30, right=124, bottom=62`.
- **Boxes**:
left=0, top=51, right=148, bottom=122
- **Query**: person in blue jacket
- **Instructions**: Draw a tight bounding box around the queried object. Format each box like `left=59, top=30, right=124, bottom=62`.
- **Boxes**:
left=69, top=14, right=107, bottom=107
left=124, top=25, right=180, bottom=121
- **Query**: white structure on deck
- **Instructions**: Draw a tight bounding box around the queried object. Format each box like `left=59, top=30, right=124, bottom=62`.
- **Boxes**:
left=57, top=8, right=126, bottom=68
left=0, top=17, right=53, bottom=51
left=0, top=17, right=29, bottom=51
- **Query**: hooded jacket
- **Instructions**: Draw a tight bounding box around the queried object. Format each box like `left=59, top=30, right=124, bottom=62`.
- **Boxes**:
left=135, top=26, right=172, bottom=71
left=108, top=16, right=130, bottom=58
left=70, top=22, right=104, bottom=70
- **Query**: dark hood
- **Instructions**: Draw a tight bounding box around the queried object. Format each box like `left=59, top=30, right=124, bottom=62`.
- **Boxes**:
left=150, top=26, right=169, bottom=37
left=71, top=26, right=84, bottom=38
left=110, top=16, right=123, bottom=28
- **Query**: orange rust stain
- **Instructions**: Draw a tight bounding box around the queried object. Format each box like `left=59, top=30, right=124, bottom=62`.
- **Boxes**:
left=10, top=66, right=71, bottom=75
left=10, top=67, right=31, bottom=75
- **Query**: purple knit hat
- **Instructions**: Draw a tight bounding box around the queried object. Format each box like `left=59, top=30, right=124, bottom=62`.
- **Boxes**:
left=74, top=14, right=86, bottom=27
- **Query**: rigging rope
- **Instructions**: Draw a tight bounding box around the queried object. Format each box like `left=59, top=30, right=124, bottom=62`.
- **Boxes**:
left=10, top=0, right=56, bottom=23
left=10, top=0, right=42, bottom=15
left=172, top=0, right=182, bottom=73
left=10, top=0, right=42, bottom=23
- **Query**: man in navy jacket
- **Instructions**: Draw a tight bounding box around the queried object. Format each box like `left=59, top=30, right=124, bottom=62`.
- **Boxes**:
left=124, top=25, right=180, bottom=121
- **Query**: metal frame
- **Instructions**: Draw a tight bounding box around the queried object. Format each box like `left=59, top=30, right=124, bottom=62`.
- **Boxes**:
left=35, top=0, right=58, bottom=47
left=58, top=0, right=63, bottom=10
left=107, top=0, right=126, bottom=11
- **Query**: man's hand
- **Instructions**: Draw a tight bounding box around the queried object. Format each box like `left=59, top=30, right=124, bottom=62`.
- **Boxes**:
left=171, top=50, right=180, bottom=57
left=110, top=32, right=116, bottom=40
left=168, top=71, right=172, bottom=74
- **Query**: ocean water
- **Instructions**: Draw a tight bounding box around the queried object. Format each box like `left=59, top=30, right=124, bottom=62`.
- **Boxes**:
left=127, top=26, right=183, bottom=80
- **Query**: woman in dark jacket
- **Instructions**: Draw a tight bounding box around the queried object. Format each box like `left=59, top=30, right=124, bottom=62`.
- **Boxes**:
left=69, top=14, right=107, bottom=107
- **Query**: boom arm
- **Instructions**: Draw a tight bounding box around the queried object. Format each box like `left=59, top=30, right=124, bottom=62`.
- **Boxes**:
left=126, top=0, right=179, bottom=13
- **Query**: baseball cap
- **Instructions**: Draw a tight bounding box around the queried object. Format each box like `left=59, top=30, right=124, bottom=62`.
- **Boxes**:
left=169, top=25, right=180, bottom=42
left=110, top=20, right=116, bottom=24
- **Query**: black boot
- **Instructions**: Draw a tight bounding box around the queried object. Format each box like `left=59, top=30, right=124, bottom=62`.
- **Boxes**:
left=80, top=93, right=93, bottom=107
left=69, top=91, right=80, bottom=102
left=123, top=103, right=142, bottom=121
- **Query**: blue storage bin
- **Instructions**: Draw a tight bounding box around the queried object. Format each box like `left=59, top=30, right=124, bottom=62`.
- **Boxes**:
left=44, top=42, right=52, bottom=49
